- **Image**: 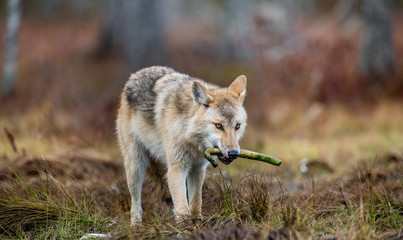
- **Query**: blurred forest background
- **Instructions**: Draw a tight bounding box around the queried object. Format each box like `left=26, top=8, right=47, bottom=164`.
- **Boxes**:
left=0, top=0, right=403, bottom=170
left=1, top=1, right=403, bottom=239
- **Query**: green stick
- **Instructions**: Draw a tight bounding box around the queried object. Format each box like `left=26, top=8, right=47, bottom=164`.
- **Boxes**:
left=204, top=148, right=282, bottom=168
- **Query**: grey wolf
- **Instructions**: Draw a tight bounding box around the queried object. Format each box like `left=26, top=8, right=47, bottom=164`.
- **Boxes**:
left=116, top=66, right=247, bottom=224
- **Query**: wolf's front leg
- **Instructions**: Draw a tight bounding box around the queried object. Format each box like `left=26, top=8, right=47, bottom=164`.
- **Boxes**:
left=187, top=166, right=206, bottom=218
left=167, top=166, right=190, bottom=220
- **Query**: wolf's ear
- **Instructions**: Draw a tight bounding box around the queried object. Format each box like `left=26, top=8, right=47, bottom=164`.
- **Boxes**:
left=192, top=81, right=211, bottom=106
left=228, top=75, right=247, bottom=100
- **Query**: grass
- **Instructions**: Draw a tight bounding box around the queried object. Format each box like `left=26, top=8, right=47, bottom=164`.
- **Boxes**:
left=234, top=101, right=403, bottom=176
left=0, top=170, right=119, bottom=239
left=1, top=13, right=403, bottom=239
left=1, top=151, right=401, bottom=239
left=1, top=100, right=403, bottom=239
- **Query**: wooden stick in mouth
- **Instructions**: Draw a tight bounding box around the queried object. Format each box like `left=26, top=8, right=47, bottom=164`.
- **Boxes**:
left=204, top=148, right=282, bottom=168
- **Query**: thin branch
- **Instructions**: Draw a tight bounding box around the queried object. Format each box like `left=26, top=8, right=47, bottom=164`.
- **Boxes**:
left=205, top=148, right=282, bottom=168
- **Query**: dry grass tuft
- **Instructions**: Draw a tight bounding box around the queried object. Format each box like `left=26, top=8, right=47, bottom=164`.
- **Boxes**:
left=0, top=172, right=101, bottom=237
left=0, top=150, right=402, bottom=239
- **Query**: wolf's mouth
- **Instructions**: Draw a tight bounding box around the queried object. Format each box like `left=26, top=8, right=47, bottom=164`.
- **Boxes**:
left=218, top=154, right=237, bottom=165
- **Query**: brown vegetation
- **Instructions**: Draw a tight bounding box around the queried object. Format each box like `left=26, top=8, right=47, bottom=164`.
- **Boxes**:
left=0, top=150, right=402, bottom=239
left=1, top=9, right=403, bottom=239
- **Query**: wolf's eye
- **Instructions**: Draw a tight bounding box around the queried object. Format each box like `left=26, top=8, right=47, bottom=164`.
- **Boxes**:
left=215, top=123, right=224, bottom=130
left=235, top=123, right=241, bottom=130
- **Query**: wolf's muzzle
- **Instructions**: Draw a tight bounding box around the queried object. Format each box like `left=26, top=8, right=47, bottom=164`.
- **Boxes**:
left=217, top=150, right=239, bottom=165
left=228, top=150, right=239, bottom=159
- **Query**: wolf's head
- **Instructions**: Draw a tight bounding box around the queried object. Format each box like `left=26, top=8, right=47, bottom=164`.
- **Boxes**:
left=191, top=75, right=247, bottom=165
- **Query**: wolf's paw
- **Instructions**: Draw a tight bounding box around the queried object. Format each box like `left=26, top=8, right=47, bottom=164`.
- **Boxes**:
left=190, top=209, right=202, bottom=220
left=175, top=214, right=192, bottom=226
left=130, top=218, right=143, bottom=227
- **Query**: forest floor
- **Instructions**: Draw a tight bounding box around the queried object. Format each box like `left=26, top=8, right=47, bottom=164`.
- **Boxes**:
left=1, top=17, right=403, bottom=239
left=1, top=100, right=402, bottom=240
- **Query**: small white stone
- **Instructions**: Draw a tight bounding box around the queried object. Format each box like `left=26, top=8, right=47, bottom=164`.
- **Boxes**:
left=80, top=233, right=111, bottom=240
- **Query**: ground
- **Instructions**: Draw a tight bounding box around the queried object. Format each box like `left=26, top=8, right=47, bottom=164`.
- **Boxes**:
left=1, top=100, right=402, bottom=239
left=0, top=17, right=403, bottom=239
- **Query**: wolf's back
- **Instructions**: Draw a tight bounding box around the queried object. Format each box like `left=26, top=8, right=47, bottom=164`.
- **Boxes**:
left=123, top=66, right=175, bottom=123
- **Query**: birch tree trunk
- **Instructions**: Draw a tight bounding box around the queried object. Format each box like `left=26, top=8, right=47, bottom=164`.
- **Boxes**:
left=2, top=0, right=21, bottom=95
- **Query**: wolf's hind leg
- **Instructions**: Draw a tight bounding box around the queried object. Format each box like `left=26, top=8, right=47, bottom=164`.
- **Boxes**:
left=122, top=136, right=149, bottom=225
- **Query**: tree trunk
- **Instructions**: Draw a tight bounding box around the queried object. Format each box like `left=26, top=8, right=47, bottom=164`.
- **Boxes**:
left=2, top=0, right=21, bottom=95
left=97, top=0, right=167, bottom=70
left=219, top=0, right=253, bottom=62
left=359, top=0, right=395, bottom=83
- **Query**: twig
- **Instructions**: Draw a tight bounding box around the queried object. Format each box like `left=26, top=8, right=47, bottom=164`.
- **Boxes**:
left=336, top=184, right=350, bottom=213
left=205, top=148, right=282, bottom=168
left=4, top=127, right=17, bottom=153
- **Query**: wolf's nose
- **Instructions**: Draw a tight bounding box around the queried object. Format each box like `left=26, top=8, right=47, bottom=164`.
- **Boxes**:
left=228, top=150, right=239, bottom=159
